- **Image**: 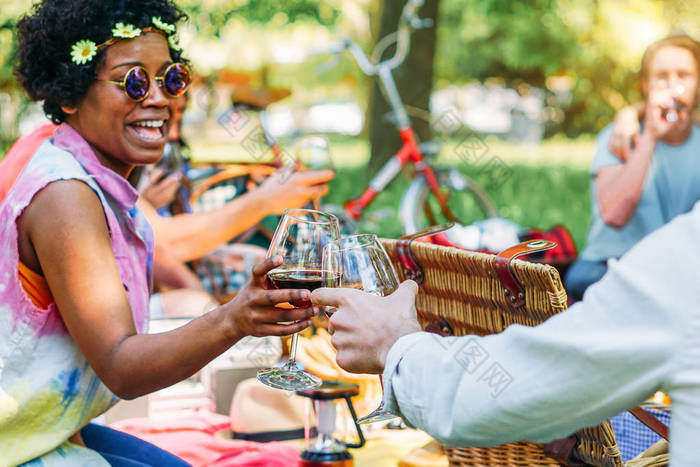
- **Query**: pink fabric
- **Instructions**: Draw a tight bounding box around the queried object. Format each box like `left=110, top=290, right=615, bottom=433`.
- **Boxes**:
left=0, top=123, right=155, bottom=465
left=111, top=413, right=300, bottom=467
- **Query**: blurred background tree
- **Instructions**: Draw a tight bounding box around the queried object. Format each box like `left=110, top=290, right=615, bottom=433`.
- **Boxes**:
left=2, top=0, right=700, bottom=153
left=368, top=0, right=439, bottom=174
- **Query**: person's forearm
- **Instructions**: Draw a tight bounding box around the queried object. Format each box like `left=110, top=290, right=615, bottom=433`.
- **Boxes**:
left=147, top=190, right=271, bottom=262
left=383, top=270, right=676, bottom=448
left=100, top=306, right=237, bottom=399
left=153, top=242, right=204, bottom=289
left=597, top=131, right=655, bottom=227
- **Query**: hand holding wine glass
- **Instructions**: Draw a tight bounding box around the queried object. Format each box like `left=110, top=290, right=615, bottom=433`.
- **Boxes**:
left=646, top=81, right=691, bottom=139
left=225, top=256, right=316, bottom=339
left=257, top=208, right=341, bottom=391
left=312, top=280, right=421, bottom=373
left=321, top=234, right=414, bottom=423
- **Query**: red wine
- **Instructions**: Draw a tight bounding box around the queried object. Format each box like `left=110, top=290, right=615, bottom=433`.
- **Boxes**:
left=266, top=269, right=337, bottom=308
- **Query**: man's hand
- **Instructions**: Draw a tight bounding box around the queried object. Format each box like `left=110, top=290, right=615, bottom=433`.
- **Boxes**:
left=311, top=281, right=421, bottom=374
left=255, top=167, right=333, bottom=216
left=645, top=86, right=691, bottom=141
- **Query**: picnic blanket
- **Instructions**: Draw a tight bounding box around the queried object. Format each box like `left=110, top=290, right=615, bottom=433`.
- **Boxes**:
left=111, top=412, right=300, bottom=466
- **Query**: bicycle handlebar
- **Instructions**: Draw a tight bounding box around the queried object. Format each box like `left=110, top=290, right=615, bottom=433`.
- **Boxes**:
left=307, top=0, right=430, bottom=75
left=305, top=38, right=351, bottom=57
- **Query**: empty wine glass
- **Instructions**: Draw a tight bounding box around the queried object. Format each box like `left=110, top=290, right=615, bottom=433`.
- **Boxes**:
left=322, top=234, right=400, bottom=424
left=294, top=135, right=334, bottom=171
left=257, top=208, right=341, bottom=391
left=294, top=135, right=335, bottom=212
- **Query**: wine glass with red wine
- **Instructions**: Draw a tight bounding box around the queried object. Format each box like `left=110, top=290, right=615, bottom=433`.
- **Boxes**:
left=322, top=234, right=400, bottom=424
left=257, top=208, right=341, bottom=391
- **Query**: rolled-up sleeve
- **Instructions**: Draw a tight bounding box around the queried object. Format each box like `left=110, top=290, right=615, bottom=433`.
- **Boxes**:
left=381, top=202, right=700, bottom=448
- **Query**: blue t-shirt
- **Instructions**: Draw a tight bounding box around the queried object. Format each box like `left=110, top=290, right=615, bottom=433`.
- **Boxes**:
left=581, top=124, right=700, bottom=261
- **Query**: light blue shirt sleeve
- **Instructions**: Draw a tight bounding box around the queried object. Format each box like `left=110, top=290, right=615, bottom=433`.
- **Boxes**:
left=382, top=202, right=700, bottom=465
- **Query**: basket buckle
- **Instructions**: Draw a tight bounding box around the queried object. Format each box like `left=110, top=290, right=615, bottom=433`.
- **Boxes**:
left=396, top=223, right=454, bottom=285
left=494, top=240, right=557, bottom=309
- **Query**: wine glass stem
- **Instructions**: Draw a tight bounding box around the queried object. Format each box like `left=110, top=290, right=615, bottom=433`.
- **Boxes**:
left=289, top=331, right=299, bottom=362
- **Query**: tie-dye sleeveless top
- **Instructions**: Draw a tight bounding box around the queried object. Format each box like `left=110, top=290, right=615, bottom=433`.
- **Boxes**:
left=0, top=124, right=154, bottom=466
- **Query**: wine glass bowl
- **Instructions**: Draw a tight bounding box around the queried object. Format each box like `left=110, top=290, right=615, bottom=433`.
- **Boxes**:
left=322, top=234, right=398, bottom=294
left=322, top=234, right=400, bottom=423
left=294, top=135, right=334, bottom=171
left=257, top=208, right=341, bottom=391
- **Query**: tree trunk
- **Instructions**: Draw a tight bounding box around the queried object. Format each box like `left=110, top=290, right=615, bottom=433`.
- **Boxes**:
left=367, top=0, right=440, bottom=175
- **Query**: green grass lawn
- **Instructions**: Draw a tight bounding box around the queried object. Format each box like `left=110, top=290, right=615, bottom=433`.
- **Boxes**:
left=190, top=134, right=597, bottom=250
left=323, top=160, right=593, bottom=250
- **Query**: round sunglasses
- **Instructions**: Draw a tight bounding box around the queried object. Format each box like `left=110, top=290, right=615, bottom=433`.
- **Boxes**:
left=101, top=63, right=190, bottom=102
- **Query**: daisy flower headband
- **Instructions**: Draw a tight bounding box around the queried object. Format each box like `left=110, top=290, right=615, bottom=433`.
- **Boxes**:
left=71, top=16, right=181, bottom=66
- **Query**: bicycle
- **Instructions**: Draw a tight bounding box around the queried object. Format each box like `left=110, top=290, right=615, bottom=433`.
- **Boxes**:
left=307, top=0, right=498, bottom=243
left=186, top=0, right=498, bottom=247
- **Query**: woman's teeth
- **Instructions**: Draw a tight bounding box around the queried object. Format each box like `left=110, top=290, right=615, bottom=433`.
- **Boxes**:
left=131, top=120, right=164, bottom=141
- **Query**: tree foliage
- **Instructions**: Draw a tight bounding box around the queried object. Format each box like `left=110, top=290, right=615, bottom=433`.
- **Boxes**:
left=2, top=0, right=700, bottom=153
left=434, top=0, right=699, bottom=135
left=178, top=0, right=338, bottom=36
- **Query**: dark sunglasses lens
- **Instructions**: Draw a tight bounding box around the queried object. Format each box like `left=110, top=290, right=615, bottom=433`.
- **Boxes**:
left=164, top=64, right=190, bottom=97
left=125, top=67, right=149, bottom=101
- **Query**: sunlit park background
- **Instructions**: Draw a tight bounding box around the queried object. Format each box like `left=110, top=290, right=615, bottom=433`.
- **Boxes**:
left=2, top=0, right=700, bottom=248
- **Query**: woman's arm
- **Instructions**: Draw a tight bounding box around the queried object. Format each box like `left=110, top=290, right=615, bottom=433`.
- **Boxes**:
left=608, top=102, right=645, bottom=161
left=596, top=130, right=655, bottom=228
left=20, top=180, right=314, bottom=399
left=145, top=169, right=333, bottom=262
left=152, top=240, right=205, bottom=290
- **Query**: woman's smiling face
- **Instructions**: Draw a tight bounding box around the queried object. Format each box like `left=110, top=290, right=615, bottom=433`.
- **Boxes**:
left=63, top=32, right=177, bottom=177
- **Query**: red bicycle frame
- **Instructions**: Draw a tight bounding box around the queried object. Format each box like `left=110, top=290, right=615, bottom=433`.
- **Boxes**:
left=345, top=126, right=457, bottom=224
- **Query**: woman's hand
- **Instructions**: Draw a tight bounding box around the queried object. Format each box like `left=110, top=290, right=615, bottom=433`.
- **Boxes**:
left=224, top=256, right=316, bottom=340
left=609, top=105, right=641, bottom=162
left=255, top=167, right=333, bottom=216
left=140, top=167, right=182, bottom=210
left=311, top=281, right=422, bottom=374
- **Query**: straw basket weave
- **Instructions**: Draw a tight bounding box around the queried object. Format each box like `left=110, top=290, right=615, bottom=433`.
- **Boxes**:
left=380, top=238, right=624, bottom=467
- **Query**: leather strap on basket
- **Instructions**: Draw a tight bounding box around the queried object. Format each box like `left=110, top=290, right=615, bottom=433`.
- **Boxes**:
left=543, top=406, right=668, bottom=466
left=628, top=406, right=669, bottom=440
left=396, top=224, right=455, bottom=337
left=543, top=435, right=585, bottom=467
left=494, top=240, right=557, bottom=309
left=396, top=223, right=454, bottom=285
left=424, top=317, right=454, bottom=337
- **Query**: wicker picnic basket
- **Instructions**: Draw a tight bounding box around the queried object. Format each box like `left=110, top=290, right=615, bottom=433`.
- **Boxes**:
left=380, top=235, right=624, bottom=467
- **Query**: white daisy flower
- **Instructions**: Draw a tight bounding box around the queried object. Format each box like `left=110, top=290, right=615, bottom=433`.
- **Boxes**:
left=168, top=34, right=182, bottom=52
left=152, top=16, right=176, bottom=34
left=71, top=40, right=97, bottom=65
left=112, top=23, right=142, bottom=39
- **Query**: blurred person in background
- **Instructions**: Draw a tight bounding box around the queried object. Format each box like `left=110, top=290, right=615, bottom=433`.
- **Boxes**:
left=565, top=34, right=700, bottom=301
left=131, top=93, right=334, bottom=317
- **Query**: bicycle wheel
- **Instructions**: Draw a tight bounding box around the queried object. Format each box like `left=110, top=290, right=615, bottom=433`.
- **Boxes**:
left=399, top=168, right=498, bottom=234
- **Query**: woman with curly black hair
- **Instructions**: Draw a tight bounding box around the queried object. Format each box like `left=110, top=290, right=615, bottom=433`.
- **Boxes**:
left=1, top=1, right=315, bottom=465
